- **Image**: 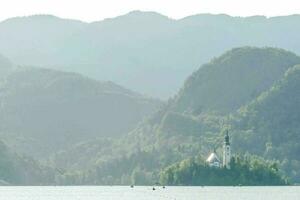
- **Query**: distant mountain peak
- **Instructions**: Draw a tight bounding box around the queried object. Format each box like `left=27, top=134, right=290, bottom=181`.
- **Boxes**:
left=25, top=14, right=60, bottom=19
left=125, top=10, right=169, bottom=18
left=98, top=10, right=172, bottom=24
left=214, top=46, right=298, bottom=63
left=1, top=14, right=85, bottom=25
left=173, top=47, right=300, bottom=114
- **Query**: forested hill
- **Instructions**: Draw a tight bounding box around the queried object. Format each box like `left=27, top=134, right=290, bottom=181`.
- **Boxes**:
left=166, top=48, right=300, bottom=183
left=2, top=13, right=300, bottom=98
left=48, top=47, right=300, bottom=185
left=114, top=47, right=300, bottom=184
left=0, top=66, right=161, bottom=158
left=234, top=65, right=300, bottom=158
left=173, top=47, right=300, bottom=114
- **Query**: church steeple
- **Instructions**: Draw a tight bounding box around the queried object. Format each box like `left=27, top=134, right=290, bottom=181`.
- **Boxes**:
left=223, top=130, right=231, bottom=169
left=225, top=131, right=230, bottom=145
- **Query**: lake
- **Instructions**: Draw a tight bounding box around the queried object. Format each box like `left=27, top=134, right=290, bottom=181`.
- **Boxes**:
left=0, top=186, right=299, bottom=200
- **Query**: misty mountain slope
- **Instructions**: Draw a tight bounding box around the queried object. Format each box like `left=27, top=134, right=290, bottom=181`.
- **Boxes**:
left=173, top=47, right=300, bottom=114
left=0, top=67, right=161, bottom=157
left=53, top=11, right=178, bottom=98
left=231, top=65, right=300, bottom=182
left=0, top=15, right=87, bottom=65
left=0, top=140, right=54, bottom=185
left=0, top=54, right=14, bottom=78
left=2, top=12, right=300, bottom=98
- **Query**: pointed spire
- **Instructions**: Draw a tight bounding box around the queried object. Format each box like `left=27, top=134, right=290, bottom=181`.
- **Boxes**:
left=224, top=130, right=230, bottom=145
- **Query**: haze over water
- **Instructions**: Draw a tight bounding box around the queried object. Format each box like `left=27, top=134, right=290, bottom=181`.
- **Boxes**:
left=0, top=186, right=299, bottom=200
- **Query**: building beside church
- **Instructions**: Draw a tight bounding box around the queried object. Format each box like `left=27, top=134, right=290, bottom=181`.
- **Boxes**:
left=206, top=131, right=231, bottom=169
left=206, top=150, right=221, bottom=168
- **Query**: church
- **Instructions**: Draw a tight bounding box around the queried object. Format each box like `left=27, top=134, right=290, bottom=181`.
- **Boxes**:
left=206, top=131, right=231, bottom=169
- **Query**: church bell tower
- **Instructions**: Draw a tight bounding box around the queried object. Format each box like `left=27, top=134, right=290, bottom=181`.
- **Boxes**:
left=223, top=130, right=231, bottom=169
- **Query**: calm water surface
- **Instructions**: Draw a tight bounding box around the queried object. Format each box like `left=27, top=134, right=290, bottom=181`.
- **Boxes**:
left=0, top=186, right=299, bottom=200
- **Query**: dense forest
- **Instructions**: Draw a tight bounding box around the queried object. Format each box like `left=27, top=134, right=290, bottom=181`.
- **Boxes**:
left=232, top=64, right=300, bottom=182
left=0, top=46, right=300, bottom=185
left=44, top=47, right=300, bottom=185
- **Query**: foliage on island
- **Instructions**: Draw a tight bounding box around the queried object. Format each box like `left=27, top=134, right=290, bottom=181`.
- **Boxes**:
left=160, top=155, right=288, bottom=186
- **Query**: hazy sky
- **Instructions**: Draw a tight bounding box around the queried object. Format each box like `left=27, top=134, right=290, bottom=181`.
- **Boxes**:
left=1, top=0, right=300, bottom=22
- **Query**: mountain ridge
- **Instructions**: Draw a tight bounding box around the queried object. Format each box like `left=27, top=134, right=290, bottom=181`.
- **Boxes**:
left=4, top=12, right=300, bottom=24
left=3, top=12, right=300, bottom=98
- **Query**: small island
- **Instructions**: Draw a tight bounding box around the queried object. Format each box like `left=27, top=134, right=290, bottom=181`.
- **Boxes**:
left=160, top=132, right=288, bottom=186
